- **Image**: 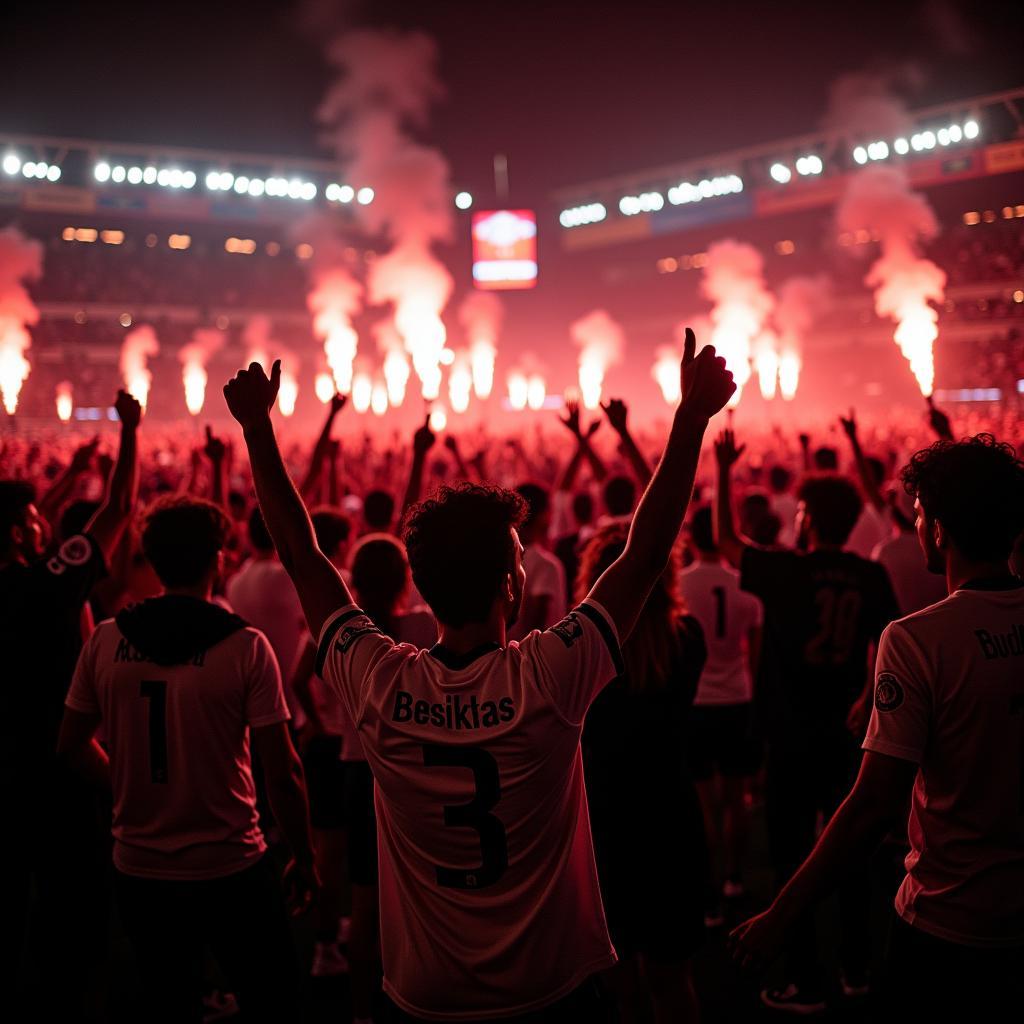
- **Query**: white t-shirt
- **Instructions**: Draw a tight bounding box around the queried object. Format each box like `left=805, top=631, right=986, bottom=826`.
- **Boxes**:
left=510, top=545, right=567, bottom=640
left=226, top=558, right=306, bottom=716
left=66, top=620, right=288, bottom=880
left=863, top=585, right=1024, bottom=947
left=678, top=561, right=763, bottom=705
left=771, top=492, right=799, bottom=548
left=872, top=532, right=948, bottom=616
left=847, top=504, right=890, bottom=560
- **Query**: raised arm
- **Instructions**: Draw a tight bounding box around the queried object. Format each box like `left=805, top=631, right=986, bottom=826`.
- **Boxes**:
left=38, top=437, right=99, bottom=526
left=713, top=428, right=750, bottom=568
left=925, top=395, right=954, bottom=442
left=588, top=329, right=735, bottom=641
left=299, top=393, right=347, bottom=501
left=203, top=426, right=228, bottom=508
left=401, top=415, right=436, bottom=515
left=444, top=435, right=473, bottom=481
left=601, top=398, right=652, bottom=487
left=554, top=400, right=600, bottom=493
left=84, top=390, right=141, bottom=562
left=224, top=361, right=352, bottom=640
left=839, top=410, right=884, bottom=512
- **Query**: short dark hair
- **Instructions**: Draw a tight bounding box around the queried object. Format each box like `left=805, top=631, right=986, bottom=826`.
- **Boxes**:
left=901, top=434, right=1024, bottom=562
left=603, top=475, right=636, bottom=517
left=363, top=489, right=396, bottom=531
left=0, top=480, right=36, bottom=539
left=402, top=483, right=527, bottom=628
left=311, top=507, right=352, bottom=558
left=572, top=491, right=594, bottom=527
left=688, top=505, right=716, bottom=552
left=515, top=483, right=550, bottom=533
left=350, top=533, right=409, bottom=630
left=768, top=465, right=792, bottom=493
left=141, top=495, right=231, bottom=588
left=248, top=505, right=274, bottom=553
left=797, top=474, right=863, bottom=546
left=813, top=446, right=839, bottom=471
left=750, top=510, right=782, bottom=546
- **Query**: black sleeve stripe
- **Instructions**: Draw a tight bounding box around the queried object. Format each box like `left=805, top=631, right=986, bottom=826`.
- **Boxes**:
left=576, top=602, right=625, bottom=676
left=315, top=608, right=365, bottom=678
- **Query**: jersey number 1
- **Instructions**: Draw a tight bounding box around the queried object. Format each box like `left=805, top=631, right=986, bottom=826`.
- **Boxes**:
left=422, top=744, right=508, bottom=890
left=140, top=680, right=169, bottom=784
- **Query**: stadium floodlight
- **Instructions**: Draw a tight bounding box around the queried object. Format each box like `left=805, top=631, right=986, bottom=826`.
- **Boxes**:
left=770, top=162, right=791, bottom=183
left=357, top=186, right=374, bottom=205
left=143, top=166, right=157, bottom=184
left=796, top=155, right=823, bottom=175
left=867, top=141, right=889, bottom=160
left=894, top=137, right=910, bottom=155
left=182, top=170, right=196, bottom=189
left=325, top=183, right=339, bottom=201
left=112, top=165, right=126, bottom=183
left=218, top=171, right=234, bottom=190
left=234, top=175, right=250, bottom=194
left=248, top=178, right=265, bottom=197
left=339, top=184, right=355, bottom=203
left=559, top=202, right=607, bottom=227
left=127, top=166, right=143, bottom=184
left=3, top=154, right=20, bottom=175
left=156, top=169, right=170, bottom=186
left=205, top=171, right=221, bottom=190
left=22, top=162, right=36, bottom=177
left=300, top=181, right=317, bottom=201
left=287, top=179, right=303, bottom=199
left=937, top=128, right=950, bottom=146
left=920, top=130, right=936, bottom=149
left=948, top=124, right=963, bottom=143
left=455, top=191, right=473, bottom=210
left=46, top=165, right=61, bottom=182
left=36, top=162, right=50, bottom=178
left=964, top=119, right=979, bottom=139
left=852, top=146, right=868, bottom=164
left=94, top=162, right=111, bottom=182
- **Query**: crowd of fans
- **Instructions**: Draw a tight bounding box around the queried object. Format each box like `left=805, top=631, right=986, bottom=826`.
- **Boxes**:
left=4, top=335, right=1023, bottom=1022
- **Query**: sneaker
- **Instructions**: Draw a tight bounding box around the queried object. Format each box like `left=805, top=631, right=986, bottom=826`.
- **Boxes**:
left=201, top=990, right=240, bottom=1021
left=723, top=877, right=745, bottom=899
left=759, top=983, right=827, bottom=1014
left=311, top=940, right=350, bottom=977
left=839, top=971, right=870, bottom=998
left=703, top=905, right=725, bottom=928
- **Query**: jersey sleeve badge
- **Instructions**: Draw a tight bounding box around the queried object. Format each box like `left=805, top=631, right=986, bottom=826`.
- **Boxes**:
left=874, top=672, right=905, bottom=713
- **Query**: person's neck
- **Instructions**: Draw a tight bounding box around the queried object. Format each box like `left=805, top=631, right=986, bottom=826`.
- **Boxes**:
left=807, top=539, right=843, bottom=553
left=162, top=583, right=214, bottom=601
left=697, top=551, right=721, bottom=563
left=252, top=550, right=276, bottom=561
left=946, top=553, right=1015, bottom=593
left=437, top=610, right=507, bottom=654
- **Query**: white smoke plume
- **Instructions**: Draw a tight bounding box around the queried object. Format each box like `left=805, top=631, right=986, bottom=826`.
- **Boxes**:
left=178, top=328, right=225, bottom=416
left=242, top=315, right=275, bottom=369
left=821, top=65, right=922, bottom=139
left=119, top=325, right=160, bottom=411
left=306, top=259, right=364, bottom=396
left=570, top=310, right=625, bottom=409
left=836, top=166, right=946, bottom=395
left=772, top=275, right=832, bottom=400
left=701, top=241, right=774, bottom=405
left=0, top=227, right=43, bottom=415
left=318, top=29, right=454, bottom=401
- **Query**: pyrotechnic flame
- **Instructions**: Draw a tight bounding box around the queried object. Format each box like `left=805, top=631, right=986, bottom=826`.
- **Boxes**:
left=179, top=328, right=225, bottom=417
left=383, top=347, right=410, bottom=406
left=308, top=268, right=363, bottom=395
left=277, top=352, right=299, bottom=417
left=570, top=310, right=625, bottom=410
left=754, top=333, right=780, bottom=400
left=837, top=167, right=946, bottom=396
left=429, top=407, right=447, bottom=432
left=458, top=292, right=503, bottom=399
left=0, top=227, right=43, bottom=416
left=56, top=381, right=73, bottom=422
left=652, top=346, right=681, bottom=404
left=778, top=352, right=801, bottom=400
left=526, top=375, right=546, bottom=411
left=702, top=241, right=774, bottom=407
left=448, top=351, right=473, bottom=413
left=507, top=371, right=529, bottom=411
left=470, top=342, right=496, bottom=400
left=120, top=325, right=160, bottom=410
left=351, top=372, right=373, bottom=413
left=314, top=372, right=335, bottom=404
left=371, top=383, right=388, bottom=416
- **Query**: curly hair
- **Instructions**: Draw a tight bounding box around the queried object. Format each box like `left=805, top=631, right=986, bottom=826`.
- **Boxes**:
left=901, top=434, right=1024, bottom=562
left=402, top=483, right=527, bottom=628
left=797, top=474, right=864, bottom=547
left=141, top=495, right=231, bottom=588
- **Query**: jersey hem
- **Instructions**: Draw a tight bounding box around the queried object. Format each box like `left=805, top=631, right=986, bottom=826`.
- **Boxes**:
left=113, top=844, right=266, bottom=881
left=382, top=953, right=617, bottom=1021
left=247, top=711, right=292, bottom=728
left=64, top=696, right=99, bottom=715
left=897, top=905, right=1024, bottom=950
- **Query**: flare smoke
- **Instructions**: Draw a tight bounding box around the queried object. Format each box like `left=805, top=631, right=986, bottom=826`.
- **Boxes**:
left=458, top=292, right=504, bottom=400
left=570, top=310, right=625, bottom=409
left=0, top=228, right=43, bottom=415
left=772, top=276, right=832, bottom=400
left=119, top=325, right=160, bottom=411
left=836, top=166, right=946, bottom=395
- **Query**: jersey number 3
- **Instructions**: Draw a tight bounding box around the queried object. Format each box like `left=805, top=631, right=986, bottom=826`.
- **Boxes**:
left=422, top=744, right=508, bottom=890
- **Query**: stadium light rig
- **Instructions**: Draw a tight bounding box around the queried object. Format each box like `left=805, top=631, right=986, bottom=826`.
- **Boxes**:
left=559, top=202, right=607, bottom=228
left=455, top=191, right=473, bottom=210
left=667, top=175, right=743, bottom=205
left=851, top=119, right=980, bottom=165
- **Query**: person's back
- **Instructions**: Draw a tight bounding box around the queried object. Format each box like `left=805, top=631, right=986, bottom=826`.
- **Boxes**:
left=865, top=584, right=1024, bottom=945
left=873, top=530, right=947, bottom=615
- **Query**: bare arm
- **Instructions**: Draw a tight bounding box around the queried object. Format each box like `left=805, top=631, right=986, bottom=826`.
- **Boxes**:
left=713, top=428, right=750, bottom=569
left=402, top=415, right=436, bottom=515
left=729, top=750, right=917, bottom=970
left=224, top=361, right=352, bottom=641
left=602, top=399, right=652, bottom=487
left=839, top=411, right=884, bottom=512
left=444, top=436, right=473, bottom=481
left=299, top=394, right=347, bottom=501
left=554, top=401, right=601, bottom=493
left=56, top=708, right=110, bottom=788
left=39, top=437, right=99, bottom=526
left=588, top=329, right=735, bottom=641
left=925, top=395, right=954, bottom=442
left=289, top=638, right=323, bottom=739
left=84, top=391, right=141, bottom=563
left=203, top=426, right=228, bottom=508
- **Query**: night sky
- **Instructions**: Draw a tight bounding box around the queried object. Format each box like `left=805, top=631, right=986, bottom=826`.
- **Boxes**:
left=3, top=0, right=1022, bottom=206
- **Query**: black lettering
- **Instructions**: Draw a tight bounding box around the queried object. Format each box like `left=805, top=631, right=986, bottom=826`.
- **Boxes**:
left=1010, top=626, right=1022, bottom=657
left=454, top=696, right=473, bottom=730
left=446, top=695, right=453, bottom=729
left=976, top=629, right=996, bottom=660
left=414, top=700, right=430, bottom=725
left=469, top=696, right=480, bottom=729
left=498, top=697, right=515, bottom=722
left=430, top=704, right=445, bottom=727
left=481, top=701, right=500, bottom=727
left=393, top=690, right=413, bottom=722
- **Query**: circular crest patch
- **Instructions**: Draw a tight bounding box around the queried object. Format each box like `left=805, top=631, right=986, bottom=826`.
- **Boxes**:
left=874, top=672, right=904, bottom=713
left=58, top=535, right=92, bottom=566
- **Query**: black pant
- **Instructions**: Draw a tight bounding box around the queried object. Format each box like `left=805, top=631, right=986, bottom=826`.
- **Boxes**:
left=384, top=976, right=613, bottom=1024
left=115, top=856, right=300, bottom=1023
left=765, top=732, right=870, bottom=986
left=877, top=915, right=1024, bottom=1019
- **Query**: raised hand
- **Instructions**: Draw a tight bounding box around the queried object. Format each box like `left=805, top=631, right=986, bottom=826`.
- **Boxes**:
left=203, top=425, right=227, bottom=463
left=224, top=360, right=281, bottom=430
left=282, top=857, right=321, bottom=918
left=798, top=432, right=811, bottom=450
left=839, top=409, right=858, bottom=440
left=679, top=327, right=736, bottom=419
left=69, top=436, right=100, bottom=473
left=413, top=414, right=436, bottom=456
left=727, top=908, right=788, bottom=973
left=601, top=398, right=629, bottom=434
left=113, top=389, right=142, bottom=430
left=925, top=395, right=953, bottom=441
left=585, top=419, right=601, bottom=439
left=444, top=435, right=460, bottom=454
left=559, top=399, right=583, bottom=437
left=330, top=392, right=348, bottom=416
left=715, top=428, right=746, bottom=469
